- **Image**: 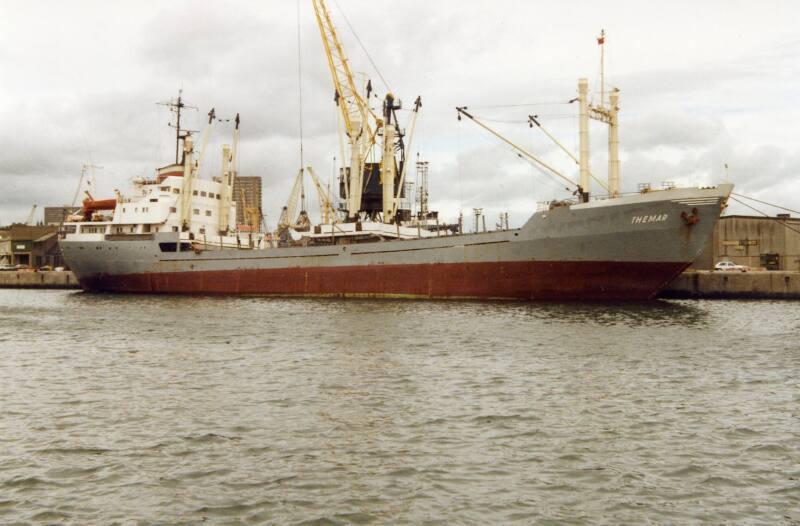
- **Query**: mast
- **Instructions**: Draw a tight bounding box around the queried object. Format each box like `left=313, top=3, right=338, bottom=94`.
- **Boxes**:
left=157, top=89, right=197, bottom=164
left=598, top=29, right=606, bottom=107
left=175, top=92, right=182, bottom=163
left=219, top=143, right=232, bottom=234
left=586, top=30, right=621, bottom=197
left=416, top=156, right=429, bottom=217
left=179, top=135, right=195, bottom=232
left=392, top=96, right=422, bottom=219
left=381, top=94, right=397, bottom=222
left=608, top=89, right=620, bottom=196
left=578, top=78, right=590, bottom=201
left=218, top=113, right=240, bottom=234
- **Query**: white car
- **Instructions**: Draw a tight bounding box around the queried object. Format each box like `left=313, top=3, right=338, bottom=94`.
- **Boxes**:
left=714, top=261, right=749, bottom=272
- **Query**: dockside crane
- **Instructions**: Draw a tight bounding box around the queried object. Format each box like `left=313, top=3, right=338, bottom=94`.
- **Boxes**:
left=25, top=204, right=37, bottom=226
left=313, top=0, right=376, bottom=221
left=307, top=166, right=336, bottom=224
left=239, top=188, right=261, bottom=232
left=311, top=0, right=419, bottom=224
left=277, top=169, right=311, bottom=237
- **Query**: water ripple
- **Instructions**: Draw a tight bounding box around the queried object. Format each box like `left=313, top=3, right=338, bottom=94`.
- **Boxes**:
left=0, top=290, right=798, bottom=523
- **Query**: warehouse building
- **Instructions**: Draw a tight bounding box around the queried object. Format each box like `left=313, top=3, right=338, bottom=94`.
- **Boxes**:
left=0, top=225, right=62, bottom=268
left=44, top=206, right=78, bottom=226
left=693, top=215, right=800, bottom=271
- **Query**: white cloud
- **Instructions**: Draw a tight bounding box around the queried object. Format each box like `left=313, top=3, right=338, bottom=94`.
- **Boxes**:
left=1, top=0, right=799, bottom=225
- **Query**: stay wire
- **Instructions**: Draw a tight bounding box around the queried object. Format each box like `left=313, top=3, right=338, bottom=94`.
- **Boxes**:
left=331, top=0, right=391, bottom=93
left=296, top=0, right=306, bottom=210
left=467, top=101, right=572, bottom=109
left=457, top=118, right=463, bottom=228
left=731, top=192, right=800, bottom=216
left=296, top=0, right=305, bottom=170
left=729, top=196, right=800, bottom=236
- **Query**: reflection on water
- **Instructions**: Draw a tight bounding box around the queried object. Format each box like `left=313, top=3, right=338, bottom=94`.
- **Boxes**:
left=0, top=290, right=798, bottom=524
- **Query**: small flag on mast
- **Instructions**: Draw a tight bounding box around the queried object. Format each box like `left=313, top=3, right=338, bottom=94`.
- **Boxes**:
left=597, top=29, right=605, bottom=45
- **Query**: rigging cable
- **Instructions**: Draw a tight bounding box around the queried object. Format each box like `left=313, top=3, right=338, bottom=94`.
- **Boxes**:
left=296, top=0, right=306, bottom=211
left=457, top=116, right=464, bottom=231
left=331, top=0, right=391, bottom=94
left=731, top=192, right=800, bottom=216
left=467, top=101, right=573, bottom=109
left=728, top=196, right=800, bottom=236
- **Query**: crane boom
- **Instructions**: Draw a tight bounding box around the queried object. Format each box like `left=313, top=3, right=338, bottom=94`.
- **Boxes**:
left=456, top=107, right=578, bottom=191
left=25, top=204, right=37, bottom=226
left=312, top=0, right=376, bottom=142
left=307, top=166, right=335, bottom=224
left=278, top=169, right=308, bottom=234
left=312, top=0, right=379, bottom=219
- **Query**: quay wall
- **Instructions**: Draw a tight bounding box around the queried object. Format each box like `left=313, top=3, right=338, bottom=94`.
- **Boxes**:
left=0, top=271, right=79, bottom=289
left=661, top=270, right=800, bottom=299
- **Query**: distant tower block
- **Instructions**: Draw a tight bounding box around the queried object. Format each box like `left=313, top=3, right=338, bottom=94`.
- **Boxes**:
left=233, top=176, right=262, bottom=226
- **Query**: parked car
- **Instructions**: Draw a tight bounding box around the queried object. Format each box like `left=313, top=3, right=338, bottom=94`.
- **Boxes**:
left=714, top=261, right=749, bottom=272
left=0, top=264, right=17, bottom=271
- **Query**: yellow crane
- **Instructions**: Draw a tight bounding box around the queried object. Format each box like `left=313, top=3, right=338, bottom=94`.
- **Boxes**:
left=306, top=166, right=335, bottom=224
left=311, top=0, right=419, bottom=224
left=239, top=188, right=260, bottom=232
left=312, top=0, right=377, bottom=220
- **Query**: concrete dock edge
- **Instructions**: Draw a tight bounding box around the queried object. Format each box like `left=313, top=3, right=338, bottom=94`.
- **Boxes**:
left=661, top=270, right=800, bottom=299
left=0, top=271, right=80, bottom=289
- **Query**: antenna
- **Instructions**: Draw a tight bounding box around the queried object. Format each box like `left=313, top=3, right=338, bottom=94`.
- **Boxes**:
left=157, top=89, right=198, bottom=164
left=597, top=29, right=606, bottom=107
left=71, top=164, right=103, bottom=208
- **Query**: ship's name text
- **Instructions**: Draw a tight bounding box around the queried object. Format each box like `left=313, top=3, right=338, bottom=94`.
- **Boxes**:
left=631, top=214, right=668, bottom=225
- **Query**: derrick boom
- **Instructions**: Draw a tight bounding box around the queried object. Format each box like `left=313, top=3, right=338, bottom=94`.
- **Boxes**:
left=312, top=0, right=378, bottom=220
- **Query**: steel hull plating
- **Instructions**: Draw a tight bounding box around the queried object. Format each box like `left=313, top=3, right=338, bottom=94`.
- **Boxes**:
left=61, top=185, right=732, bottom=301
left=76, top=261, right=689, bottom=300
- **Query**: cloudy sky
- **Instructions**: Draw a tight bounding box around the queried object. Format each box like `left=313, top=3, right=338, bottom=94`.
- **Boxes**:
left=1, top=0, right=798, bottom=228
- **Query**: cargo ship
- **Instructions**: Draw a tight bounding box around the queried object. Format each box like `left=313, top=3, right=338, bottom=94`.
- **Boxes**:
left=60, top=5, right=732, bottom=300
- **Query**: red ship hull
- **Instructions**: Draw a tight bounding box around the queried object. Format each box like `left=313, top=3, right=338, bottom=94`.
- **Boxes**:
left=77, top=260, right=690, bottom=301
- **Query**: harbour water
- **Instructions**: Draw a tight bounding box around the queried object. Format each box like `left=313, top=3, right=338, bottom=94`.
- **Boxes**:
left=0, top=290, right=798, bottom=524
